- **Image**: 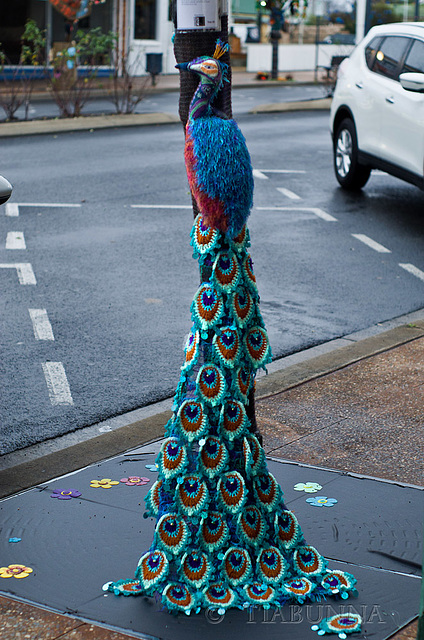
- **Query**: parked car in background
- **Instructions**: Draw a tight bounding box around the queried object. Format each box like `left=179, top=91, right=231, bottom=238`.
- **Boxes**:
left=330, top=23, right=424, bottom=190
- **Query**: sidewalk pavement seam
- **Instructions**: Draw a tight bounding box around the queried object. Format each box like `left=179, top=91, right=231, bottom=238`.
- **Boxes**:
left=0, top=318, right=423, bottom=500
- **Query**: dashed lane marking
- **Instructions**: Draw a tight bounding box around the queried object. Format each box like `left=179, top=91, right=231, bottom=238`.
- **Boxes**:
left=253, top=169, right=269, bottom=180
left=0, top=263, right=36, bottom=284
left=352, top=234, right=391, bottom=253
left=131, top=204, right=192, bottom=209
left=5, top=203, right=19, bottom=217
left=29, top=309, right=55, bottom=341
left=277, top=187, right=302, bottom=201
left=6, top=232, right=26, bottom=250
left=256, top=206, right=337, bottom=222
left=399, top=263, right=424, bottom=283
left=42, top=362, right=74, bottom=406
left=256, top=169, right=306, bottom=174
left=5, top=202, right=82, bottom=216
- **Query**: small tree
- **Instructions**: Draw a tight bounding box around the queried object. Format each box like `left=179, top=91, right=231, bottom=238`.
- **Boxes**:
left=108, top=46, right=151, bottom=114
left=47, top=27, right=116, bottom=118
left=0, top=20, right=45, bottom=121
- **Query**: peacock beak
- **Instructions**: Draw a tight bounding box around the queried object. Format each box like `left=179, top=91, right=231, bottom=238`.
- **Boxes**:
left=175, top=62, right=188, bottom=70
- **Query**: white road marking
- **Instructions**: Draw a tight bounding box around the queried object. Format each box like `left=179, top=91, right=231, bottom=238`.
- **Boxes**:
left=256, top=206, right=337, bottom=222
left=6, top=232, right=26, bottom=249
left=352, top=234, right=391, bottom=253
left=5, top=203, right=19, bottom=217
left=399, top=263, right=424, bottom=282
left=257, top=169, right=306, bottom=174
left=29, top=309, right=55, bottom=341
left=0, top=262, right=36, bottom=284
left=131, top=204, right=192, bottom=209
left=4, top=202, right=82, bottom=217
left=277, top=187, right=302, bottom=200
left=42, top=362, right=74, bottom=406
left=253, top=169, right=269, bottom=180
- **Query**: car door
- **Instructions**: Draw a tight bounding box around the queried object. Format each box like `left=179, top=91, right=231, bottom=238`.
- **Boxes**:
left=361, top=35, right=410, bottom=161
left=380, top=38, right=424, bottom=178
left=349, top=36, right=384, bottom=157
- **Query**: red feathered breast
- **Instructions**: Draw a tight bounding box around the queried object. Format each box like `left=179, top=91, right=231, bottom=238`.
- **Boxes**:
left=184, top=134, right=228, bottom=233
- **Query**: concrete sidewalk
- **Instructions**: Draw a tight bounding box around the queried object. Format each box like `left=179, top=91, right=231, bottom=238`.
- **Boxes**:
left=0, top=311, right=423, bottom=640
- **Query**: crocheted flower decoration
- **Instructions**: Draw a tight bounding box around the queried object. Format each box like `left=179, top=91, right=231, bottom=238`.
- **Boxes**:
left=145, top=464, right=158, bottom=472
left=90, top=479, right=119, bottom=489
left=306, top=496, right=338, bottom=507
left=294, top=482, right=322, bottom=493
left=8, top=538, right=21, bottom=543
left=50, top=489, right=81, bottom=499
left=0, top=564, right=33, bottom=579
left=120, top=477, right=150, bottom=486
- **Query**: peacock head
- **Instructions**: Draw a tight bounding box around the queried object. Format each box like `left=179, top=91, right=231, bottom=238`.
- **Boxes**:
left=176, top=40, right=229, bottom=89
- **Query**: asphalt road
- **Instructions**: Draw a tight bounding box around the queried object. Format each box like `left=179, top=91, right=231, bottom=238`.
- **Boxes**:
left=1, top=110, right=423, bottom=454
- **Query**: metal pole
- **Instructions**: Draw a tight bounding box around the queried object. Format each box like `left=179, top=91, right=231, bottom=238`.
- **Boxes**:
left=45, top=0, right=52, bottom=63
left=414, top=0, right=420, bottom=20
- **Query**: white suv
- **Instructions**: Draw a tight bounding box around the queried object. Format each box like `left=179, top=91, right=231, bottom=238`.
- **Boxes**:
left=330, top=22, right=424, bottom=190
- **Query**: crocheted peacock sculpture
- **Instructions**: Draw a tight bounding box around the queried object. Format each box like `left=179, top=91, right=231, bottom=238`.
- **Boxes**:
left=104, top=41, right=358, bottom=618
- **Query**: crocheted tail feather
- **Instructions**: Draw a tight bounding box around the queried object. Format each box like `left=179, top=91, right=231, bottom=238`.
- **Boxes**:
left=105, top=215, right=358, bottom=614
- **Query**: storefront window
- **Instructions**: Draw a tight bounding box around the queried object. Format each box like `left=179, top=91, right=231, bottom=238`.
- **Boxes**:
left=134, top=0, right=156, bottom=40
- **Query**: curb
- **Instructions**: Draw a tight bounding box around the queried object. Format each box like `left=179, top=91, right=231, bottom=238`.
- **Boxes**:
left=250, top=97, right=332, bottom=114
left=0, top=94, right=328, bottom=138
left=0, top=112, right=180, bottom=138
left=1, top=318, right=423, bottom=499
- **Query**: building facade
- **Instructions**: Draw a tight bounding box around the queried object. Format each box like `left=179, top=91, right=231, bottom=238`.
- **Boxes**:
left=0, top=0, right=176, bottom=74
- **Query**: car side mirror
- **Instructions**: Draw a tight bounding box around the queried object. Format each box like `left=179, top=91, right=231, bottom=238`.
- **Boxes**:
left=0, top=175, right=13, bottom=206
left=399, top=72, right=424, bottom=93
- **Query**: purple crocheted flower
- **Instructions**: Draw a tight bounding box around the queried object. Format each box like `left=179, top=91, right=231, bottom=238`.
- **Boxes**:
left=50, top=489, right=81, bottom=500
left=120, top=476, right=150, bottom=486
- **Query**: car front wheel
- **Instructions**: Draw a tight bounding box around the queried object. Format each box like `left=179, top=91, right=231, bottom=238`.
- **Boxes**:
left=334, top=118, right=371, bottom=190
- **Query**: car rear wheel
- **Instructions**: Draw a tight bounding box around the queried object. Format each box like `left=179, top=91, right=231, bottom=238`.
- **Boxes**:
left=334, top=118, right=371, bottom=190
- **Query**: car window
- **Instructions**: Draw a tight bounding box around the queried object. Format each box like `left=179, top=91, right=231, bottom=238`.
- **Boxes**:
left=373, top=36, right=410, bottom=80
left=365, top=37, right=382, bottom=70
left=401, top=39, right=424, bottom=74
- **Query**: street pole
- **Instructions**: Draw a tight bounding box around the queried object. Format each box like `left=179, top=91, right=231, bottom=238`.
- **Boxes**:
left=414, top=0, right=420, bottom=20
left=173, top=0, right=232, bottom=125
left=45, top=0, right=52, bottom=63
left=173, top=0, right=259, bottom=436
